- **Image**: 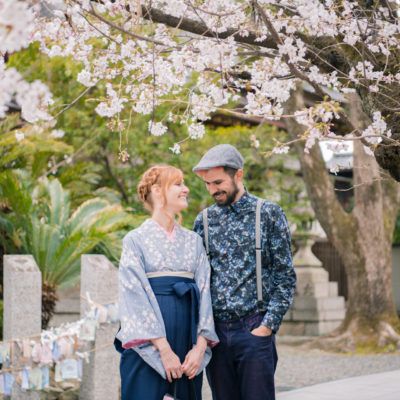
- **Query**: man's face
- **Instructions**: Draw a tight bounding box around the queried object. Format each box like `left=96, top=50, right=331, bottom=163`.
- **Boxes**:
left=197, top=167, right=240, bottom=206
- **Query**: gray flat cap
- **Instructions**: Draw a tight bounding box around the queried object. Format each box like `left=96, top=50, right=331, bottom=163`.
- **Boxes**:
left=193, top=144, right=244, bottom=172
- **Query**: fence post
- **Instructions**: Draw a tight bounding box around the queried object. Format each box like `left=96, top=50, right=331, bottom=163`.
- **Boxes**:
left=79, top=255, right=119, bottom=400
left=3, top=255, right=42, bottom=400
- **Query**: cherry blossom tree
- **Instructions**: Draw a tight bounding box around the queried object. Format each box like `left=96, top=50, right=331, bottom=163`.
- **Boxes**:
left=1, top=0, right=399, bottom=176
left=2, top=0, right=400, bottom=346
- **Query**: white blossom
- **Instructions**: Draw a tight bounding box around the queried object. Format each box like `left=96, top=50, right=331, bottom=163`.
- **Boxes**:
left=169, top=143, right=181, bottom=154
left=51, top=129, right=65, bottom=138
left=77, top=70, right=95, bottom=87
left=0, top=0, right=35, bottom=53
left=188, top=123, right=205, bottom=140
left=362, top=111, right=391, bottom=144
left=2, top=0, right=398, bottom=159
left=272, top=145, right=290, bottom=155
left=15, top=131, right=25, bottom=142
left=16, top=80, right=54, bottom=123
left=149, top=121, right=168, bottom=137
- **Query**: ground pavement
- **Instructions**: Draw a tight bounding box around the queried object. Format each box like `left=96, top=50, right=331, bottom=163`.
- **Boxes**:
left=277, top=370, right=400, bottom=400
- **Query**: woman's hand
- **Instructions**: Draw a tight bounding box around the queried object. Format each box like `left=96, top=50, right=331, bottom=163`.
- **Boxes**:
left=182, top=336, right=207, bottom=380
left=152, top=338, right=182, bottom=383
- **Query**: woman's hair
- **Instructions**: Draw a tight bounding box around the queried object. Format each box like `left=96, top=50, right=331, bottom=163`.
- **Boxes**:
left=137, top=165, right=184, bottom=215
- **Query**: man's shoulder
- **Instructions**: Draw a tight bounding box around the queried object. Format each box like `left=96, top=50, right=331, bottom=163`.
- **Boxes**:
left=253, top=197, right=287, bottom=224
left=195, top=203, right=220, bottom=219
left=260, top=199, right=282, bottom=213
left=247, top=194, right=282, bottom=214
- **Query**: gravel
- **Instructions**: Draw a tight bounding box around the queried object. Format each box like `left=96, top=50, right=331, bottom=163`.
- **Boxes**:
left=201, top=340, right=400, bottom=398
left=275, top=343, right=400, bottom=392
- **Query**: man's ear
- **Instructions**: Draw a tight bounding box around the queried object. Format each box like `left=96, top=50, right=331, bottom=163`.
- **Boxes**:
left=235, top=169, right=244, bottom=181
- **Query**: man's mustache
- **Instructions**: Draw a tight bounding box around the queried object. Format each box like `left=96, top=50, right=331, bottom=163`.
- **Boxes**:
left=213, top=191, right=226, bottom=198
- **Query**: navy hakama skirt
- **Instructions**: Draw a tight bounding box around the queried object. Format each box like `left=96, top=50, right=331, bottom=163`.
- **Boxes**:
left=116, top=276, right=203, bottom=400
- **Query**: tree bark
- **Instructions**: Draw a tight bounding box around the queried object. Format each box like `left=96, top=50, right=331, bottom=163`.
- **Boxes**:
left=284, top=88, right=400, bottom=348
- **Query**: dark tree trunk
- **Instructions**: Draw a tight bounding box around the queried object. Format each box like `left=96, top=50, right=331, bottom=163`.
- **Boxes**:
left=42, top=281, right=58, bottom=329
left=284, top=88, right=400, bottom=349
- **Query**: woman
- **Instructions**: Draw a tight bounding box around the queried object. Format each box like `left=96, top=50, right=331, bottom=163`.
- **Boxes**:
left=115, top=165, right=218, bottom=400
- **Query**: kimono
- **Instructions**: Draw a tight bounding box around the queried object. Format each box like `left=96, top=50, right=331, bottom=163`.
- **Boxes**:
left=115, top=219, right=219, bottom=400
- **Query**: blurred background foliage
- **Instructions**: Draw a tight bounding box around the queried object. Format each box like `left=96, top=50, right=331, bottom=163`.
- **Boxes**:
left=4, top=46, right=311, bottom=229
left=1, top=44, right=399, bottom=302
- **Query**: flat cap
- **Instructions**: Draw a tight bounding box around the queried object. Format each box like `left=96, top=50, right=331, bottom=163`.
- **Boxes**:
left=193, top=144, right=244, bottom=172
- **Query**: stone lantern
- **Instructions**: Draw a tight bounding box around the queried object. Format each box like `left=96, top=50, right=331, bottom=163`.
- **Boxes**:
left=280, top=217, right=346, bottom=336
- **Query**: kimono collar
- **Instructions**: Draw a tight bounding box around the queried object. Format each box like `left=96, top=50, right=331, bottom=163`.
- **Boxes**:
left=148, top=218, right=177, bottom=241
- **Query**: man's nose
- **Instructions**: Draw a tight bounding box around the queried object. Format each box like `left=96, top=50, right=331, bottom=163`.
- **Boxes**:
left=208, top=183, right=217, bottom=192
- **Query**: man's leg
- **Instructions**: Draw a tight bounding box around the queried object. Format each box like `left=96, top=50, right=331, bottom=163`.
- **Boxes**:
left=234, top=315, right=278, bottom=400
left=206, top=322, right=240, bottom=400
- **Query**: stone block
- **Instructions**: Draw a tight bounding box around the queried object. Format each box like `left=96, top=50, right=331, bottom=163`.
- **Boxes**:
left=292, top=296, right=346, bottom=311
left=3, top=255, right=42, bottom=340
left=280, top=319, right=343, bottom=336
left=79, top=255, right=119, bottom=400
left=292, top=308, right=346, bottom=322
left=328, top=282, right=338, bottom=297
left=3, top=255, right=42, bottom=400
left=296, top=281, right=333, bottom=298
left=80, top=255, right=118, bottom=316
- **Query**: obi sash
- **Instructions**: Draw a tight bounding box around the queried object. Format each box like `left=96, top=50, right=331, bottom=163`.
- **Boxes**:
left=148, top=276, right=200, bottom=347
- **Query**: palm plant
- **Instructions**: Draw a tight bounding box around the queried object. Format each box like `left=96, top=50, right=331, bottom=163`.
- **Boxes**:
left=0, top=171, right=135, bottom=327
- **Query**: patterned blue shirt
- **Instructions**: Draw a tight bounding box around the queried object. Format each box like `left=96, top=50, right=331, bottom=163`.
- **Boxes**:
left=193, top=192, right=296, bottom=332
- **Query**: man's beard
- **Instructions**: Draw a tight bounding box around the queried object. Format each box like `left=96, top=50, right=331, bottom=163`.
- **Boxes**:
left=213, top=182, right=240, bottom=206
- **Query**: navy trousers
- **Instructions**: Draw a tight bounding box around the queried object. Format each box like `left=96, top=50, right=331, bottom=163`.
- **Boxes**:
left=118, top=277, right=203, bottom=400
left=207, top=313, right=278, bottom=400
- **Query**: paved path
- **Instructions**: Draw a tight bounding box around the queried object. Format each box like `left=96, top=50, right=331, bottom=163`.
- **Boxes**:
left=276, top=369, right=400, bottom=400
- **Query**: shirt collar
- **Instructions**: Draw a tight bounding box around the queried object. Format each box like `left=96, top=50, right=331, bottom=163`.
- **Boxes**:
left=225, top=191, right=254, bottom=213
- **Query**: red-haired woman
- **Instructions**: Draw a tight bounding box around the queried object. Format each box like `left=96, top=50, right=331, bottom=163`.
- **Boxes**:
left=114, top=165, right=218, bottom=400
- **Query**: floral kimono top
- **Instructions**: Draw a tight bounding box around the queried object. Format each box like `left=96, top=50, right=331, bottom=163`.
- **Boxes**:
left=116, top=219, right=219, bottom=378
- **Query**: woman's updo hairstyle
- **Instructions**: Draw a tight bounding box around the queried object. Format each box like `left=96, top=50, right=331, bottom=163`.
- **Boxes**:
left=137, top=165, right=184, bottom=213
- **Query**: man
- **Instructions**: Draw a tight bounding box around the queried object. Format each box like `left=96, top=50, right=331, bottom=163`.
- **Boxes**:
left=193, top=144, right=296, bottom=400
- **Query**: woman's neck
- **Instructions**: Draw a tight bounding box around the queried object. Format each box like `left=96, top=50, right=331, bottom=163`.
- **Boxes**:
left=151, top=210, right=176, bottom=233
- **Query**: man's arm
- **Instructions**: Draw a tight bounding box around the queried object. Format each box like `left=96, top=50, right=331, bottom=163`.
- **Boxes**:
left=261, top=204, right=297, bottom=333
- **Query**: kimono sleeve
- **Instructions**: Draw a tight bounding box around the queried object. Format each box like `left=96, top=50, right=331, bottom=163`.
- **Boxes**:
left=116, top=233, right=166, bottom=348
left=193, top=235, right=219, bottom=346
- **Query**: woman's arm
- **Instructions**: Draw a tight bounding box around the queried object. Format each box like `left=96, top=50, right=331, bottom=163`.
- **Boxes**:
left=182, top=235, right=219, bottom=378
left=151, top=338, right=182, bottom=382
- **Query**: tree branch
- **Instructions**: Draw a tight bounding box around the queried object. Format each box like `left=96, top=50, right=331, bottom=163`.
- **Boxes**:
left=283, top=86, right=354, bottom=244
left=140, top=5, right=278, bottom=50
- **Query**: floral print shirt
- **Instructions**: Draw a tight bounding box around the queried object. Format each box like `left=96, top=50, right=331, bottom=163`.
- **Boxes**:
left=116, top=219, right=218, bottom=378
left=193, top=192, right=296, bottom=333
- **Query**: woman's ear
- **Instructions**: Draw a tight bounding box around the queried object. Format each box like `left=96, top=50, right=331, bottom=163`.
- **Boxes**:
left=150, top=184, right=164, bottom=206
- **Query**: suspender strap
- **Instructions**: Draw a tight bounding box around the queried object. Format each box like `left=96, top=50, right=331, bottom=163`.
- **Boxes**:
left=256, top=198, right=263, bottom=303
left=202, top=208, right=209, bottom=256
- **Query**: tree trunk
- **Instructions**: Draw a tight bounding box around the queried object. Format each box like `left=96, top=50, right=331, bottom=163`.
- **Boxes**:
left=284, top=88, right=400, bottom=350
left=42, top=281, right=58, bottom=329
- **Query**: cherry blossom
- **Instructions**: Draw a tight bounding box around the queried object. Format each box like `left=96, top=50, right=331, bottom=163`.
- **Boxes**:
left=1, top=0, right=400, bottom=177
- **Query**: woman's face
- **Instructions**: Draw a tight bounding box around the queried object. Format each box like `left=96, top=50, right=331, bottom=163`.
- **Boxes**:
left=164, top=179, right=189, bottom=213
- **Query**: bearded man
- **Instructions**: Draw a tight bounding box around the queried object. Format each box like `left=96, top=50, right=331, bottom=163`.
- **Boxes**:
left=193, top=144, right=296, bottom=400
